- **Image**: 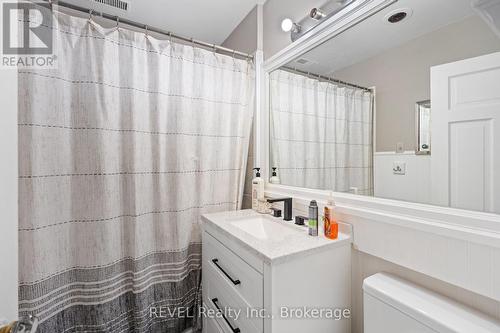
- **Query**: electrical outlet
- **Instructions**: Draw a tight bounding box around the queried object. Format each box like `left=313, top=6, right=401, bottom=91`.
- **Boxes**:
left=393, top=161, right=406, bottom=175
left=396, top=142, right=404, bottom=153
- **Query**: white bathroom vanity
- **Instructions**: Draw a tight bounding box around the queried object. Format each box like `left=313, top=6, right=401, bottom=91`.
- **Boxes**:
left=201, top=210, right=352, bottom=333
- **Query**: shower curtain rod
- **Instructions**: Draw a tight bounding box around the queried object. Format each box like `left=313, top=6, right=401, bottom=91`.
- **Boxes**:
left=282, top=66, right=372, bottom=92
left=41, top=0, right=254, bottom=60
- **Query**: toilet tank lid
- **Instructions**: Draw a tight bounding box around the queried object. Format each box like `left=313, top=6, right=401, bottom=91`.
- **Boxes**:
left=363, top=273, right=500, bottom=333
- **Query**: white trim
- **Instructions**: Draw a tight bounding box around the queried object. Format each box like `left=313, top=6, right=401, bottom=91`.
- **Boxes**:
left=261, top=70, right=270, bottom=181
left=0, top=68, right=19, bottom=319
left=254, top=50, right=264, bottom=167
left=265, top=184, right=500, bottom=246
left=256, top=4, right=264, bottom=52
left=371, top=86, right=377, bottom=154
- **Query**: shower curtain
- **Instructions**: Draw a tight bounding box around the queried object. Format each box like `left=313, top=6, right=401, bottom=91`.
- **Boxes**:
left=18, top=10, right=254, bottom=333
left=270, top=69, right=373, bottom=195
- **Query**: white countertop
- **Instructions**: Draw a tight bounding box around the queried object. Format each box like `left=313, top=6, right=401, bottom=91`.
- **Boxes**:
left=201, top=209, right=352, bottom=264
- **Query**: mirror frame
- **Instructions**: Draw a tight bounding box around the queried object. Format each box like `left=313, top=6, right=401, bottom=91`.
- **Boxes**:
left=254, top=0, right=500, bottom=227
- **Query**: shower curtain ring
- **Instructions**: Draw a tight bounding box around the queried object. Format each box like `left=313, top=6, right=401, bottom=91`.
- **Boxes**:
left=88, top=9, right=93, bottom=22
left=232, top=50, right=236, bottom=59
left=116, top=16, right=120, bottom=29
left=144, top=25, right=148, bottom=36
left=190, top=38, right=195, bottom=48
left=168, top=32, right=173, bottom=43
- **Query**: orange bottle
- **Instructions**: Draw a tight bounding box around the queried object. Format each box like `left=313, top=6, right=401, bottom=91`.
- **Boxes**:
left=323, top=196, right=338, bottom=240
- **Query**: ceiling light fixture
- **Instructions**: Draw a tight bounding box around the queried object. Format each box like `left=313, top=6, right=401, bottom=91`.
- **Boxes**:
left=309, top=8, right=326, bottom=20
left=281, top=18, right=301, bottom=33
left=388, top=11, right=407, bottom=23
left=384, top=8, right=413, bottom=24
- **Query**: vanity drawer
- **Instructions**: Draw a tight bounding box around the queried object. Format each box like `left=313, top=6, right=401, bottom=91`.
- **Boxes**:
left=204, top=264, right=263, bottom=333
left=203, top=231, right=263, bottom=309
left=202, top=302, right=226, bottom=333
left=204, top=317, right=225, bottom=333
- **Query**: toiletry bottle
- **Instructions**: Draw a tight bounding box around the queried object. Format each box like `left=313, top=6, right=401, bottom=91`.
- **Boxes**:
left=269, top=167, right=281, bottom=184
left=308, top=200, right=318, bottom=236
left=252, top=168, right=264, bottom=211
left=323, top=193, right=338, bottom=240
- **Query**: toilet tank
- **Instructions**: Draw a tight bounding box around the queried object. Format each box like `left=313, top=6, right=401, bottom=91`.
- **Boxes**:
left=363, top=273, right=500, bottom=333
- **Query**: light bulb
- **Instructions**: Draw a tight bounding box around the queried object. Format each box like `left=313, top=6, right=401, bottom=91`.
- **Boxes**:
left=281, top=18, right=293, bottom=32
left=310, top=8, right=326, bottom=20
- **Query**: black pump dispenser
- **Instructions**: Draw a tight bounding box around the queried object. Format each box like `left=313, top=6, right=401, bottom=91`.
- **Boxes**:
left=253, top=167, right=261, bottom=177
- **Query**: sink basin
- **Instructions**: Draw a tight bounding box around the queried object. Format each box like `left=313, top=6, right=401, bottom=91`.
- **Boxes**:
left=202, top=209, right=352, bottom=264
left=229, top=215, right=300, bottom=241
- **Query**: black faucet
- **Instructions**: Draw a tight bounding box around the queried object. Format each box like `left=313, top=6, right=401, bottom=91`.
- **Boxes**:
left=267, top=197, right=293, bottom=221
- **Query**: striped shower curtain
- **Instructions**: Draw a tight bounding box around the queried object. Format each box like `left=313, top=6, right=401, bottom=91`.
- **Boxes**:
left=270, top=69, right=373, bottom=195
left=18, top=10, right=254, bottom=333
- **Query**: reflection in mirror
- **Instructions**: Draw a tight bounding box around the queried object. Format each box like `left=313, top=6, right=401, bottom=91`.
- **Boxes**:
left=415, top=100, right=431, bottom=155
left=269, top=0, right=500, bottom=213
left=270, top=69, right=374, bottom=195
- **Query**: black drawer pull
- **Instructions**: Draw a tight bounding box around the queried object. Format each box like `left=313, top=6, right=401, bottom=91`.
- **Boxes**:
left=212, top=259, right=241, bottom=285
left=211, top=297, right=241, bottom=333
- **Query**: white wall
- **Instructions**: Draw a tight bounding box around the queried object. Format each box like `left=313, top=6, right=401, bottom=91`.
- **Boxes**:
left=0, top=65, right=19, bottom=320
left=0, top=1, right=18, bottom=321
left=266, top=191, right=500, bottom=333
left=374, top=151, right=431, bottom=204
left=351, top=250, right=500, bottom=333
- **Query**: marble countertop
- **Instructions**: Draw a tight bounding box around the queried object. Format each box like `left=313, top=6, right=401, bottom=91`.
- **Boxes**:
left=201, top=209, right=352, bottom=264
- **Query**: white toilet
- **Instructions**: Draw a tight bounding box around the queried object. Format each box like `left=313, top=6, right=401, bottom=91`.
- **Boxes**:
left=363, top=273, right=500, bottom=333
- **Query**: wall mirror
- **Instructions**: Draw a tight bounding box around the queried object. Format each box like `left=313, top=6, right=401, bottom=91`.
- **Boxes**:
left=268, top=0, right=500, bottom=213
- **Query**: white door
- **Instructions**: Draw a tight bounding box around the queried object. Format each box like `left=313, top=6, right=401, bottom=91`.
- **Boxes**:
left=431, top=52, right=500, bottom=213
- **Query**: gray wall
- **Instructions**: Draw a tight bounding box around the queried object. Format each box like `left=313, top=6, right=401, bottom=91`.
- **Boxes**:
left=334, top=16, right=500, bottom=152
left=222, top=5, right=258, bottom=54
left=222, top=6, right=260, bottom=209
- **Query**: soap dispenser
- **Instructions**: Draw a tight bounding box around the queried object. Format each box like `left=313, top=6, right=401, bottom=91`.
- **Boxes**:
left=323, top=192, right=338, bottom=240
left=252, top=168, right=264, bottom=211
left=269, top=167, right=281, bottom=184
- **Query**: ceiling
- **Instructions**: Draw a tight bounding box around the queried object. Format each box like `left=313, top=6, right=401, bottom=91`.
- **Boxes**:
left=286, top=0, right=483, bottom=74
left=64, top=0, right=264, bottom=45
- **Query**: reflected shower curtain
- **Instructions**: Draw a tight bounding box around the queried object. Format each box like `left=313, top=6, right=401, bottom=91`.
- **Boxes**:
left=270, top=70, right=373, bottom=195
left=18, top=11, right=254, bottom=333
